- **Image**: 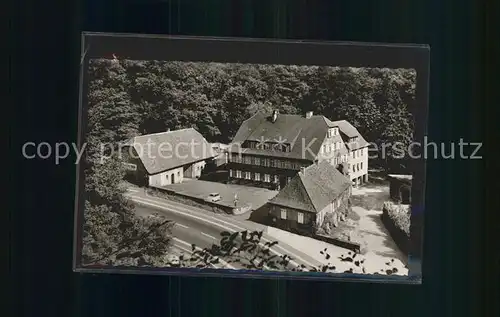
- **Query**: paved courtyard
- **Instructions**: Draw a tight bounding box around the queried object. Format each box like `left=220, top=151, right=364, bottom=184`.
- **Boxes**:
left=350, top=184, right=407, bottom=264
left=158, top=179, right=278, bottom=214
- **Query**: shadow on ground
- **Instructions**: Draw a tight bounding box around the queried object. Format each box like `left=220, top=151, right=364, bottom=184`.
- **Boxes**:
left=365, top=213, right=408, bottom=264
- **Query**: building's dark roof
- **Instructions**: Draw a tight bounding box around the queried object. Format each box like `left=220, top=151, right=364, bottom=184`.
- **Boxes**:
left=269, top=160, right=352, bottom=213
left=125, top=128, right=217, bottom=175
left=232, top=111, right=349, bottom=161
left=327, top=119, right=370, bottom=151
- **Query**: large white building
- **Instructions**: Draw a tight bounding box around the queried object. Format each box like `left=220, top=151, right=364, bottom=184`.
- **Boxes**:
left=317, top=119, right=369, bottom=186
left=227, top=110, right=369, bottom=188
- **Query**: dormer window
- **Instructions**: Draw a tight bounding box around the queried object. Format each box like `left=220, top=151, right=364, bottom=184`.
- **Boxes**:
left=328, top=127, right=339, bottom=138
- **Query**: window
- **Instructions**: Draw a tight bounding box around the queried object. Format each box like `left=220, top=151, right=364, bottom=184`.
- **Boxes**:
left=177, top=171, right=181, bottom=177
left=264, top=174, right=270, bottom=182
left=245, top=172, right=251, bottom=180
left=255, top=173, right=261, bottom=181
left=323, top=145, right=327, bottom=154
left=361, top=162, right=363, bottom=169
left=255, top=157, right=260, bottom=165
left=263, top=158, right=270, bottom=167
left=274, top=175, right=279, bottom=183
left=297, top=212, right=304, bottom=224
left=287, top=176, right=291, bottom=184
left=270, top=159, right=275, bottom=167
left=348, top=164, right=351, bottom=171
left=328, top=127, right=337, bottom=138
left=229, top=169, right=233, bottom=177
left=236, top=170, right=242, bottom=178
left=280, top=208, right=287, bottom=220
left=165, top=174, right=169, bottom=181
left=244, top=155, right=251, bottom=164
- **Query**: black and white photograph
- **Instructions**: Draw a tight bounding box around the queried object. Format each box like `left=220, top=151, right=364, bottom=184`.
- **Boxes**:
left=74, top=34, right=429, bottom=283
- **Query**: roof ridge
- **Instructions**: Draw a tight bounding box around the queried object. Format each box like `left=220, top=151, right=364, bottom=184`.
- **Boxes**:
left=136, top=127, right=198, bottom=138
left=298, top=172, right=319, bottom=212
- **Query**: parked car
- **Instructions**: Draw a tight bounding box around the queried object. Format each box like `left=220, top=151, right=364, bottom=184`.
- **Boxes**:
left=206, top=193, right=221, bottom=202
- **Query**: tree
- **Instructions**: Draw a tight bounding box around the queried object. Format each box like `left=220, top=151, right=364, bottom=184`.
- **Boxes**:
left=82, top=59, right=176, bottom=267
left=86, top=59, right=416, bottom=171
left=81, top=155, right=175, bottom=266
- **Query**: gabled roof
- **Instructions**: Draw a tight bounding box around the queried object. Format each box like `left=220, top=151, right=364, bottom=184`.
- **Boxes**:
left=231, top=111, right=335, bottom=161
left=269, top=160, right=352, bottom=213
left=327, top=119, right=369, bottom=151
left=387, top=174, right=413, bottom=184
left=124, top=128, right=217, bottom=175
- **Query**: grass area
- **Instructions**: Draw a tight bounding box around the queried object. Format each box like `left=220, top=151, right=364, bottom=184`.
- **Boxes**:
left=350, top=194, right=385, bottom=211
left=347, top=209, right=361, bottom=221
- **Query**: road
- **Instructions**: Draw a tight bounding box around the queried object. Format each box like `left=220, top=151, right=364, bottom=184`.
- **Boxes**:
left=134, top=205, right=244, bottom=269
left=125, top=188, right=325, bottom=271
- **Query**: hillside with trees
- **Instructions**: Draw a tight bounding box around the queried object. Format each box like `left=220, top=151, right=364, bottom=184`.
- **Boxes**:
left=87, top=59, right=416, bottom=167
left=80, top=59, right=416, bottom=270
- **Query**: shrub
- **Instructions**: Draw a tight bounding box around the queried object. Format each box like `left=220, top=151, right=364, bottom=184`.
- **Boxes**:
left=383, top=201, right=410, bottom=236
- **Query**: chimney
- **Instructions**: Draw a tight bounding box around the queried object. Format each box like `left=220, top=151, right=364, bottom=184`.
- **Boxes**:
left=272, top=110, right=279, bottom=123
left=305, top=111, right=313, bottom=119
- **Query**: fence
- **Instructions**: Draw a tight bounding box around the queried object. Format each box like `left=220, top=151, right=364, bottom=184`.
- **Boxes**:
left=314, top=234, right=362, bottom=253
left=148, top=187, right=246, bottom=215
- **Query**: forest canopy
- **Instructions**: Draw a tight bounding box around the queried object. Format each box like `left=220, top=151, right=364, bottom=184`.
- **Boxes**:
left=87, top=60, right=416, bottom=167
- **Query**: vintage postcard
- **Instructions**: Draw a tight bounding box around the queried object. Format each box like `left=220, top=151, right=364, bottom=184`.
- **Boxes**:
left=73, top=33, right=429, bottom=283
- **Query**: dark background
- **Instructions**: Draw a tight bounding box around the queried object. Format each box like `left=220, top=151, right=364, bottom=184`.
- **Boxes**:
left=11, top=0, right=490, bottom=316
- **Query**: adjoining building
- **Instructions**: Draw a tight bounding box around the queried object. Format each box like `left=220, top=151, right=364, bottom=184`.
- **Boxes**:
left=121, top=128, right=217, bottom=188
left=226, top=110, right=369, bottom=190
left=267, top=160, right=353, bottom=235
